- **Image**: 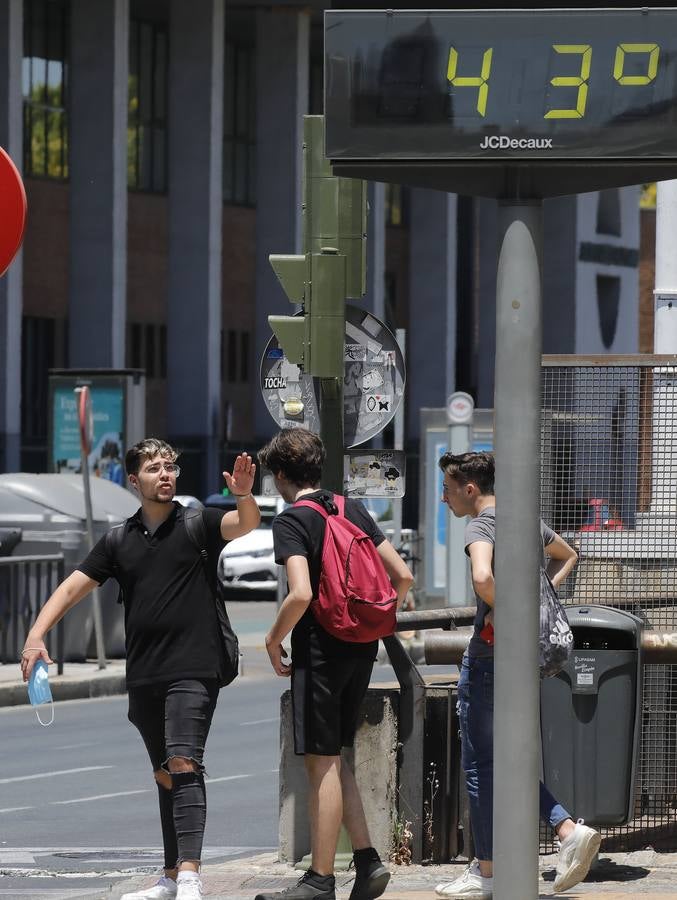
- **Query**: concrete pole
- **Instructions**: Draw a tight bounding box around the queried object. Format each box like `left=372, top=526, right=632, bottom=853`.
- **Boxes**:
left=254, top=9, right=309, bottom=440
left=445, top=393, right=473, bottom=607
left=493, top=201, right=542, bottom=900
left=0, top=0, right=23, bottom=472
left=167, top=0, right=224, bottom=497
left=69, top=0, right=128, bottom=368
left=654, top=182, right=677, bottom=353
left=391, top=329, right=406, bottom=552
left=651, top=181, right=677, bottom=518
left=365, top=182, right=386, bottom=322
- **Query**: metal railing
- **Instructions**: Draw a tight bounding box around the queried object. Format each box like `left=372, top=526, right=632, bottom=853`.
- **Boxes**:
left=0, top=554, right=65, bottom=674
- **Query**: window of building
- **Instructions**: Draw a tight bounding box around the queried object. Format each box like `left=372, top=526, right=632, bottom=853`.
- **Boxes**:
left=596, top=189, right=621, bottom=237
left=239, top=331, right=249, bottom=382
left=127, top=322, right=166, bottom=377
left=128, top=19, right=168, bottom=192
left=227, top=329, right=238, bottom=381
left=386, top=184, right=407, bottom=227
left=22, top=316, right=63, bottom=440
left=224, top=42, right=255, bottom=206
left=223, top=329, right=250, bottom=383
left=22, top=0, right=69, bottom=180
left=596, top=275, right=621, bottom=349
left=309, top=57, right=323, bottom=115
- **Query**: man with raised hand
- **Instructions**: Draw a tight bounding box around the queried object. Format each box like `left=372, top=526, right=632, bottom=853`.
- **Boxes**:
left=21, top=438, right=260, bottom=900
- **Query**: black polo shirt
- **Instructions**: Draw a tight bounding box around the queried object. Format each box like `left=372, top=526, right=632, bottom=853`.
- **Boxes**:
left=77, top=503, right=227, bottom=688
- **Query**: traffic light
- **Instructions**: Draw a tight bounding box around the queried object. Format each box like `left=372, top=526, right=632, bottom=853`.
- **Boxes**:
left=268, top=116, right=366, bottom=380
left=268, top=253, right=308, bottom=367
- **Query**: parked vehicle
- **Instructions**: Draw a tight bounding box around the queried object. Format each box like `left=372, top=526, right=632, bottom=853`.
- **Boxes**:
left=216, top=495, right=285, bottom=597
left=174, top=495, right=204, bottom=510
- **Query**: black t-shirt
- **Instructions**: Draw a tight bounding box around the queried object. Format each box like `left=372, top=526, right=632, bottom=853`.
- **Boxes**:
left=77, top=503, right=227, bottom=687
left=272, top=490, right=386, bottom=664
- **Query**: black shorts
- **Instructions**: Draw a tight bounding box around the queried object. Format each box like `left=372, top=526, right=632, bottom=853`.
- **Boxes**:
left=291, top=655, right=374, bottom=756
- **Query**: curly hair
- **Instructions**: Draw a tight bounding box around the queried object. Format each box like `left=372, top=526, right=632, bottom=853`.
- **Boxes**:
left=125, top=438, right=178, bottom=476
left=258, top=429, right=325, bottom=487
left=439, top=451, right=495, bottom=495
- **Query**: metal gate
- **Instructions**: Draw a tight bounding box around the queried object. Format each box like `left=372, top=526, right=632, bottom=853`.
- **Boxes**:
left=541, top=356, right=677, bottom=847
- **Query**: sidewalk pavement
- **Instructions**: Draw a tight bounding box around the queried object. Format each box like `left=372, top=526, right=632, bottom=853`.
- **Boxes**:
left=0, top=631, right=274, bottom=708
left=0, top=658, right=128, bottom=706
left=108, top=849, right=677, bottom=899
left=4, top=653, right=677, bottom=898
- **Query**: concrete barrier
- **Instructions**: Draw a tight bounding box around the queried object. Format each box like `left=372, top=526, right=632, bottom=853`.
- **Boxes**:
left=278, top=687, right=399, bottom=863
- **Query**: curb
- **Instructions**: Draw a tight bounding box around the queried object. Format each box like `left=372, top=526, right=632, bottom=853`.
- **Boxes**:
left=0, top=672, right=127, bottom=708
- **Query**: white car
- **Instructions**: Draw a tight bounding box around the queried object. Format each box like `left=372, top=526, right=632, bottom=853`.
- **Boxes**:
left=217, top=496, right=285, bottom=596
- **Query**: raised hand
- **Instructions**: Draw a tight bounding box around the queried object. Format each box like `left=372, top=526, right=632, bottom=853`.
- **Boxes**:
left=223, top=452, right=256, bottom=497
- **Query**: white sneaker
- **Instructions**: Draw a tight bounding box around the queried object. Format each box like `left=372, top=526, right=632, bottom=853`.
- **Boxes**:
left=553, top=819, right=601, bottom=892
left=435, top=860, right=492, bottom=898
left=176, top=873, right=204, bottom=900
left=120, top=876, right=178, bottom=900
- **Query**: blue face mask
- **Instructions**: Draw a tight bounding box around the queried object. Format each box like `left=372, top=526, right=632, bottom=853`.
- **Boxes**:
left=27, top=660, right=54, bottom=726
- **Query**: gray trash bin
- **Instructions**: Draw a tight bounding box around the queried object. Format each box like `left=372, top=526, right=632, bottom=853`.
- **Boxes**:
left=0, top=474, right=137, bottom=661
left=541, top=605, right=643, bottom=826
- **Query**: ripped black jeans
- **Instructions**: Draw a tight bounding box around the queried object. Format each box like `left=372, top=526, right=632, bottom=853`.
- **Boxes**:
left=128, top=678, right=220, bottom=868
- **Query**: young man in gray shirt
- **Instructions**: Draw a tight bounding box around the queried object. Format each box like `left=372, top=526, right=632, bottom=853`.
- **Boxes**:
left=435, top=451, right=600, bottom=899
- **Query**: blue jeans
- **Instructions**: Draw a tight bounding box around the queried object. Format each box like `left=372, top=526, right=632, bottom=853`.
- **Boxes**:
left=457, top=655, right=570, bottom=861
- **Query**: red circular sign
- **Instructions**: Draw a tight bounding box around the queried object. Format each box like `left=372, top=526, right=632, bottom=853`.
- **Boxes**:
left=0, top=147, right=27, bottom=277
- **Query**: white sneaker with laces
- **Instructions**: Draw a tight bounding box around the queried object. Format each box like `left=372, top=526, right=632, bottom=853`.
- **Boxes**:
left=553, top=819, right=601, bottom=892
left=435, top=860, right=492, bottom=898
left=176, top=873, right=204, bottom=900
left=120, top=876, right=178, bottom=900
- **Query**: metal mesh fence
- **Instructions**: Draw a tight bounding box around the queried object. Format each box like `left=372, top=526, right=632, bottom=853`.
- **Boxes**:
left=541, top=357, right=677, bottom=848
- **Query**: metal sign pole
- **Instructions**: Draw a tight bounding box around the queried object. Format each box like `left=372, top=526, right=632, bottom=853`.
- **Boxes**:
left=492, top=201, right=542, bottom=900
left=445, top=392, right=474, bottom=607
left=76, top=387, right=107, bottom=670
left=391, top=328, right=406, bottom=552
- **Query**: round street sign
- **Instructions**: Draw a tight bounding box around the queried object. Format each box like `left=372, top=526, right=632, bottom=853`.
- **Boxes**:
left=261, top=304, right=406, bottom=447
left=0, top=147, right=27, bottom=277
left=446, top=391, right=474, bottom=425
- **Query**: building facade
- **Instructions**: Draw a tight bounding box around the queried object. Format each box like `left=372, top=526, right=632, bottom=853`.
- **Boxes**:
left=0, top=0, right=641, bottom=499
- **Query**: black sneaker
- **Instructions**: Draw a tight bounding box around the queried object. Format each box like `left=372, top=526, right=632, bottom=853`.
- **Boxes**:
left=254, top=871, right=336, bottom=900
left=349, top=859, right=391, bottom=900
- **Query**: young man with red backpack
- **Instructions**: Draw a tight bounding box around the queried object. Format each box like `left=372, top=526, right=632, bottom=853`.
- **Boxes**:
left=256, top=429, right=414, bottom=900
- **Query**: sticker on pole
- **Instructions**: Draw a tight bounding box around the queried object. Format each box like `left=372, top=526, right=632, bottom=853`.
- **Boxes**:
left=344, top=449, right=406, bottom=498
left=260, top=304, right=405, bottom=447
left=0, top=147, right=27, bottom=277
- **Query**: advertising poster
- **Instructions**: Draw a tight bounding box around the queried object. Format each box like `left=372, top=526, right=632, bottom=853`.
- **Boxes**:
left=52, top=383, right=125, bottom=484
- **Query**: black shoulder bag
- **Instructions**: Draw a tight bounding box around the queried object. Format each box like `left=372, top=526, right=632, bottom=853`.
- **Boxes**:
left=183, top=508, right=240, bottom=687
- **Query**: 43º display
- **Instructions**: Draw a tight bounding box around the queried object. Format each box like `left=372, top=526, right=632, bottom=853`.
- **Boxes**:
left=325, top=8, right=677, bottom=160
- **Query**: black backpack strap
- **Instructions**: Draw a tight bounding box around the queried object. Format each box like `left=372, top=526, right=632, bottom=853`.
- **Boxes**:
left=183, top=508, right=216, bottom=597
left=105, top=522, right=126, bottom=604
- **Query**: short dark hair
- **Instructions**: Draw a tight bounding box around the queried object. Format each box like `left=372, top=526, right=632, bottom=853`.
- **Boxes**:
left=125, top=438, right=178, bottom=477
left=258, top=429, right=325, bottom=487
left=439, top=451, right=495, bottom=495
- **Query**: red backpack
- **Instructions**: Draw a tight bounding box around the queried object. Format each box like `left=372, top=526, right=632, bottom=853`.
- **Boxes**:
left=294, top=494, right=398, bottom=642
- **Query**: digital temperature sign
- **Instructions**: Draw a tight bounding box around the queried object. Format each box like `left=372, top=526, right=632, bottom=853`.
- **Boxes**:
left=324, top=8, right=677, bottom=161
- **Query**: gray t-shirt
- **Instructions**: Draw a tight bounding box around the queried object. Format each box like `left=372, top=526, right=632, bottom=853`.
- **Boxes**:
left=464, top=507, right=556, bottom=659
